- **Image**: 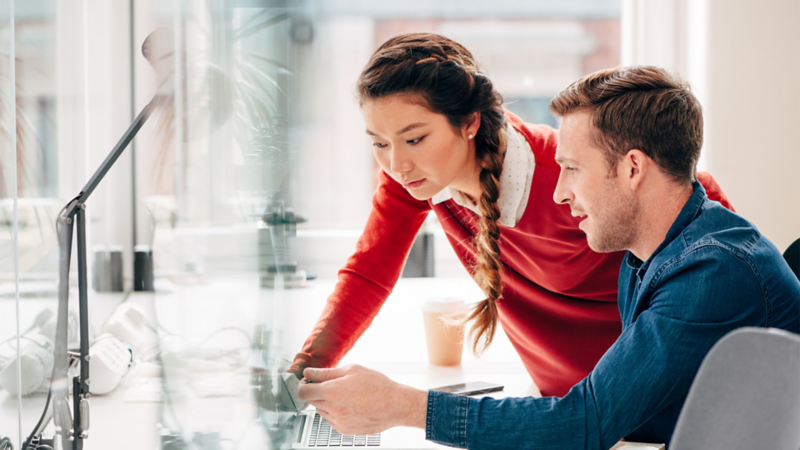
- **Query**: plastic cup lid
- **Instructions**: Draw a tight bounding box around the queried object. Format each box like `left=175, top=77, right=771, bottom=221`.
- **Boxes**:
left=422, top=298, right=466, bottom=313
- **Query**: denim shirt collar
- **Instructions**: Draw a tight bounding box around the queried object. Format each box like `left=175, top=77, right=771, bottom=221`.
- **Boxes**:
left=624, top=180, right=707, bottom=280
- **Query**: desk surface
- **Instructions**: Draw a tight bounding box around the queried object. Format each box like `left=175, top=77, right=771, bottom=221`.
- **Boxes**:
left=0, top=276, right=532, bottom=449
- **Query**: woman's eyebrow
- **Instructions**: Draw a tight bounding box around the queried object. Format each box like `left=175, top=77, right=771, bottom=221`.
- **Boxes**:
left=366, top=122, right=428, bottom=137
left=395, top=122, right=427, bottom=135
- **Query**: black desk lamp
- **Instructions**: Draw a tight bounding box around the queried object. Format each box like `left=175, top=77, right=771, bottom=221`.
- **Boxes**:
left=23, top=29, right=174, bottom=450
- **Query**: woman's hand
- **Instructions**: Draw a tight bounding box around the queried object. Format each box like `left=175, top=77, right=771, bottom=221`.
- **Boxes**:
left=297, top=364, right=428, bottom=435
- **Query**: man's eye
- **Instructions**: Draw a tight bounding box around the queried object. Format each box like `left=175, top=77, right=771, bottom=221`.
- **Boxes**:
left=372, top=142, right=387, bottom=149
left=407, top=136, right=425, bottom=145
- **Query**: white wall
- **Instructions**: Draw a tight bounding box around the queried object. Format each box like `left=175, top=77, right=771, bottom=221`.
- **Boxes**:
left=703, top=0, right=800, bottom=252
left=57, top=0, right=135, bottom=281
left=623, top=0, right=800, bottom=251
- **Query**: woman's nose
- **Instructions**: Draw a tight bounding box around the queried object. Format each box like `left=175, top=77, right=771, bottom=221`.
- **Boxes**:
left=389, top=149, right=412, bottom=174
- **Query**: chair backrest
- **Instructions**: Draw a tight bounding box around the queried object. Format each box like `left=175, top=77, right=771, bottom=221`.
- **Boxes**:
left=784, top=237, right=800, bottom=280
left=670, top=327, right=800, bottom=450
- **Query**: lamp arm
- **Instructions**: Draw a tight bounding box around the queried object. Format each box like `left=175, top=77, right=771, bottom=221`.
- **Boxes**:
left=66, top=98, right=157, bottom=217
left=24, top=96, right=158, bottom=450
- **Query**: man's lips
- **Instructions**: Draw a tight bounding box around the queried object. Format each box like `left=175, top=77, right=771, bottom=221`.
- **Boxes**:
left=571, top=211, right=587, bottom=219
left=401, top=179, right=425, bottom=189
left=578, top=217, right=587, bottom=229
left=572, top=211, right=588, bottom=230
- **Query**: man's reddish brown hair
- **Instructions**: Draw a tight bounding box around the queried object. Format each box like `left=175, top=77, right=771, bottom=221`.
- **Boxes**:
left=549, top=66, right=703, bottom=185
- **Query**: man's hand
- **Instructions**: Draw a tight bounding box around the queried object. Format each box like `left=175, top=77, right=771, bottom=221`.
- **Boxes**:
left=297, top=365, right=428, bottom=435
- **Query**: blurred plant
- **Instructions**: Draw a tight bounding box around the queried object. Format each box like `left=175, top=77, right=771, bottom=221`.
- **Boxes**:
left=0, top=58, right=55, bottom=200
left=0, top=57, right=61, bottom=278
left=247, top=115, right=289, bottom=166
left=151, top=4, right=294, bottom=208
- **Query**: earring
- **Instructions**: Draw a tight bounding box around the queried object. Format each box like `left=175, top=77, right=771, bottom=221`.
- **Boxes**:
left=468, top=134, right=473, bottom=139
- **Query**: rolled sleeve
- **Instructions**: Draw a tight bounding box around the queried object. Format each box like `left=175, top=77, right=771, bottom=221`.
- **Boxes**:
left=426, top=390, right=470, bottom=448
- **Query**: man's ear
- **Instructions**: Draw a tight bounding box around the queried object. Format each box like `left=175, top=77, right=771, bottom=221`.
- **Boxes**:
left=623, top=149, right=649, bottom=191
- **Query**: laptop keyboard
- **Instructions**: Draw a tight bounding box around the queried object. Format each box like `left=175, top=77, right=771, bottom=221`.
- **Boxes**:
left=308, top=413, right=381, bottom=447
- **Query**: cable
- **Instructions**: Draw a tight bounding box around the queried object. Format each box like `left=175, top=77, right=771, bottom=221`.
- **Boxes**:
left=0, top=335, right=53, bottom=352
left=21, top=385, right=52, bottom=450
left=0, top=435, right=13, bottom=450
left=198, top=326, right=251, bottom=350
left=142, top=326, right=251, bottom=365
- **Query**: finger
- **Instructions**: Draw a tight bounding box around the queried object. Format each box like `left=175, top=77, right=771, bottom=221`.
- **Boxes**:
left=298, top=379, right=332, bottom=402
left=303, top=366, right=350, bottom=383
left=286, top=366, right=303, bottom=380
left=306, top=399, right=329, bottom=410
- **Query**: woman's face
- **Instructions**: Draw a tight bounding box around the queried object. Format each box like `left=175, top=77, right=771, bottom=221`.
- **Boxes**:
left=362, top=94, right=479, bottom=201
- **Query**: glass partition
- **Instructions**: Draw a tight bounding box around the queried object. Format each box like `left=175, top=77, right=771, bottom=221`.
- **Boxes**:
left=0, top=0, right=297, bottom=447
left=0, top=1, right=63, bottom=447
left=0, top=0, right=19, bottom=446
left=146, top=1, right=297, bottom=448
left=0, top=1, right=623, bottom=449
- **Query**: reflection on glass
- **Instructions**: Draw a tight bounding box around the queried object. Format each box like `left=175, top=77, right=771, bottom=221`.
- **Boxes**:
left=0, top=1, right=63, bottom=448
left=0, top=1, right=18, bottom=446
left=152, top=1, right=299, bottom=448
left=0, top=1, right=622, bottom=448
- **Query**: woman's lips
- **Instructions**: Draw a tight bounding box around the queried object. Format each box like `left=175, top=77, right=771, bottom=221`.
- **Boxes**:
left=402, top=179, right=425, bottom=190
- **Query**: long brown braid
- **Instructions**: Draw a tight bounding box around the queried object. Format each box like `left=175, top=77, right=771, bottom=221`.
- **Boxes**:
left=357, top=33, right=507, bottom=355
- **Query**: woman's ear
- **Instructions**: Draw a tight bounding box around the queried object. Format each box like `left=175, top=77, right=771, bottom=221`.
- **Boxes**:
left=465, top=112, right=481, bottom=139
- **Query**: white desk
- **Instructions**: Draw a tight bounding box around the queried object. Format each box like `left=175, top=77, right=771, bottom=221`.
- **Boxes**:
left=0, top=276, right=531, bottom=449
left=0, top=290, right=161, bottom=449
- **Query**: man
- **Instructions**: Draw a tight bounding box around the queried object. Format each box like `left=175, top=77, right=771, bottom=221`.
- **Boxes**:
left=297, top=66, right=800, bottom=449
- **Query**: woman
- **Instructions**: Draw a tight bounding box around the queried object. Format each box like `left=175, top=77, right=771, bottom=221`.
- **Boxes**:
left=289, top=33, right=732, bottom=397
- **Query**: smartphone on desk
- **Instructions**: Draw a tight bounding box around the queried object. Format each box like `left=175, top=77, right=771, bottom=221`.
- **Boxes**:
left=430, top=381, right=504, bottom=396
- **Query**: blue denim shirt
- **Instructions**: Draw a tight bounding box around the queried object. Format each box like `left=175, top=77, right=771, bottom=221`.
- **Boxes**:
left=425, top=181, right=800, bottom=449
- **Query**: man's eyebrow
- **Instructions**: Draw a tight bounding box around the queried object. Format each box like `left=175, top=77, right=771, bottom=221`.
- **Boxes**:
left=555, top=155, right=577, bottom=165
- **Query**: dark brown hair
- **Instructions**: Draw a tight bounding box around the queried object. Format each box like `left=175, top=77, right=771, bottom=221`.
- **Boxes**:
left=549, top=66, right=703, bottom=184
left=357, top=33, right=506, bottom=354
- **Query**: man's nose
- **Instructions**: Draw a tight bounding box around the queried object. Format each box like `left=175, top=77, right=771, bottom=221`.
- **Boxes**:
left=553, top=171, right=573, bottom=205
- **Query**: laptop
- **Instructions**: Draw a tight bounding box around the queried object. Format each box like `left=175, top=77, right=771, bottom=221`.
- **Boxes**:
left=278, top=373, right=444, bottom=449
left=276, top=375, right=664, bottom=450
left=288, top=410, right=447, bottom=449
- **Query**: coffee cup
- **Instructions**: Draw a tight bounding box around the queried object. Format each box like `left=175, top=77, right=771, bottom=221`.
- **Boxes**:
left=422, top=298, right=466, bottom=366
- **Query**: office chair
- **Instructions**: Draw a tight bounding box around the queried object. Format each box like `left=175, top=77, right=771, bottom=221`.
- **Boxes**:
left=670, top=327, right=800, bottom=450
left=784, top=237, right=800, bottom=279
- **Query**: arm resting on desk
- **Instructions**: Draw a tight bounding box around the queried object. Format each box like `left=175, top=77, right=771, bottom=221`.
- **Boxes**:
left=299, top=365, right=427, bottom=434
left=426, top=251, right=767, bottom=449
left=301, top=251, right=767, bottom=450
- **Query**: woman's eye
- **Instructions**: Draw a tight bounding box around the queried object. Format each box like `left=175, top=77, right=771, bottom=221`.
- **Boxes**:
left=407, top=136, right=425, bottom=145
left=372, top=142, right=388, bottom=149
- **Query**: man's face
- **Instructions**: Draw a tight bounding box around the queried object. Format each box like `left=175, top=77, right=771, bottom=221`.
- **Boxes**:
left=553, top=110, right=640, bottom=253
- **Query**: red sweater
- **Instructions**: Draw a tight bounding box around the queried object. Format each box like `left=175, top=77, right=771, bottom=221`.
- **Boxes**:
left=291, top=111, right=734, bottom=397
